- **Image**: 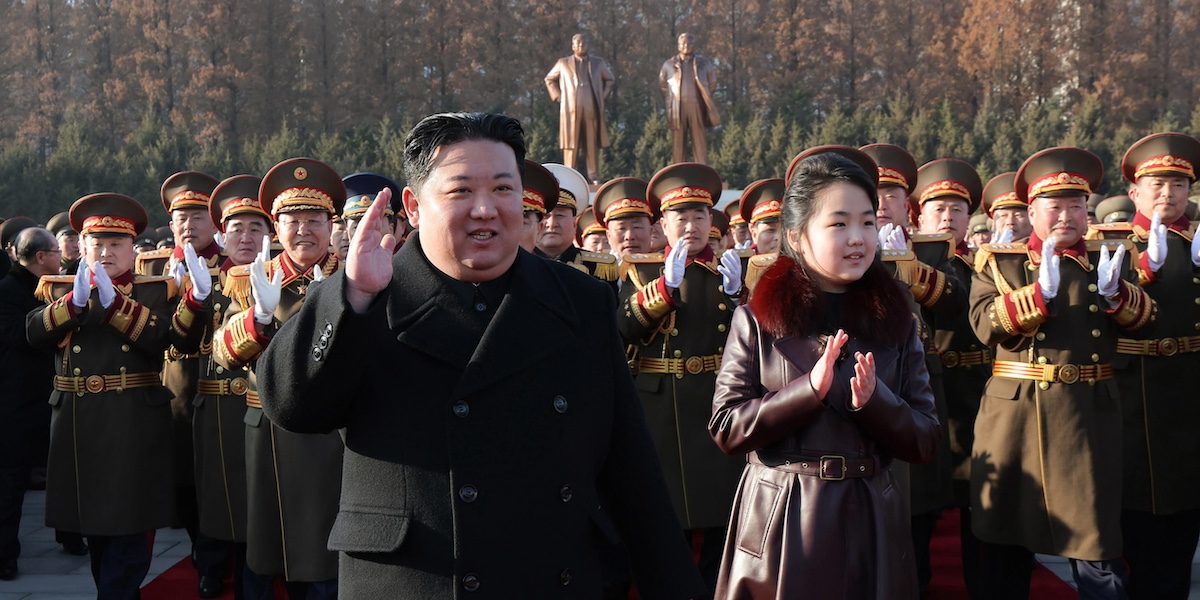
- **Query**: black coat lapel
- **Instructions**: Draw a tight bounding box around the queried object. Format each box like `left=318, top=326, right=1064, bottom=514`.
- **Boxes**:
left=386, top=235, right=477, bottom=368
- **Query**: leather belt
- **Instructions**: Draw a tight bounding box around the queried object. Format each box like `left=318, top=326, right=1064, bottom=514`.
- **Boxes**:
left=1117, top=336, right=1200, bottom=357
left=54, top=372, right=161, bottom=395
left=749, top=451, right=877, bottom=481
left=246, top=391, right=261, bottom=409
left=941, top=349, right=991, bottom=368
left=638, top=354, right=722, bottom=378
left=197, top=378, right=249, bottom=397
left=992, top=360, right=1113, bottom=385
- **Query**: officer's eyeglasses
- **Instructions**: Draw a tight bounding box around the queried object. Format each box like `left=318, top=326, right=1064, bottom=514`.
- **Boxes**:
left=277, top=217, right=329, bottom=232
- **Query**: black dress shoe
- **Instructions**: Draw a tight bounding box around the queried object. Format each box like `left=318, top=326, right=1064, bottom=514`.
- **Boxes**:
left=61, top=539, right=89, bottom=556
left=0, top=559, right=16, bottom=581
left=198, top=574, right=223, bottom=598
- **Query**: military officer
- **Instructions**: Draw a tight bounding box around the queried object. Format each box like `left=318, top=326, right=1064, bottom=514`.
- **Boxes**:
left=723, top=199, right=749, bottom=248
left=708, top=207, right=729, bottom=255
left=1097, top=195, right=1136, bottom=224
left=968, top=214, right=991, bottom=249
left=519, top=161, right=557, bottom=254
left=984, top=173, right=1031, bottom=246
left=617, top=163, right=745, bottom=595
left=0, top=217, right=36, bottom=263
left=538, top=163, right=620, bottom=285
left=594, top=177, right=655, bottom=260
left=738, top=178, right=784, bottom=256
left=342, top=172, right=402, bottom=254
left=46, top=212, right=81, bottom=274
left=1090, top=133, right=1200, bottom=599
left=575, top=206, right=609, bottom=253
left=26, top=193, right=200, bottom=599
left=970, top=147, right=1156, bottom=598
left=213, top=158, right=343, bottom=599
left=173, top=174, right=273, bottom=598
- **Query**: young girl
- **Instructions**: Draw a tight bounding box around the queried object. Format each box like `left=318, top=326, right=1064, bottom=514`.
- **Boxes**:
left=709, top=150, right=941, bottom=598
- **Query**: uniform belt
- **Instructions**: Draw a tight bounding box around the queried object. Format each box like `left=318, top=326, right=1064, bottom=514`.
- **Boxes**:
left=54, top=372, right=161, bottom=395
left=1116, top=336, right=1200, bottom=357
left=749, top=451, right=877, bottom=480
left=245, top=391, right=261, bottom=409
left=638, top=354, right=722, bottom=377
left=197, top=378, right=250, bottom=397
left=940, top=349, right=992, bottom=368
left=992, top=360, right=1113, bottom=385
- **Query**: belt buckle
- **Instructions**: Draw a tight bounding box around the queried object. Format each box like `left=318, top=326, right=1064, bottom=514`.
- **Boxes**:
left=1058, top=364, right=1080, bottom=384
left=941, top=351, right=960, bottom=368
left=1158, top=338, right=1179, bottom=357
left=684, top=356, right=704, bottom=375
left=84, top=375, right=105, bottom=394
left=230, top=377, right=249, bottom=396
left=819, top=455, right=846, bottom=481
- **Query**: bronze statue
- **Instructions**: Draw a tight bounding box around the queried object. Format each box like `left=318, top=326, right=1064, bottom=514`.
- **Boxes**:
left=659, top=33, right=720, bottom=165
left=545, top=34, right=614, bottom=184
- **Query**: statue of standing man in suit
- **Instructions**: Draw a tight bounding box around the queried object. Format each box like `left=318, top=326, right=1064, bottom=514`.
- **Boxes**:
left=660, top=33, right=720, bottom=165
left=545, top=34, right=614, bottom=185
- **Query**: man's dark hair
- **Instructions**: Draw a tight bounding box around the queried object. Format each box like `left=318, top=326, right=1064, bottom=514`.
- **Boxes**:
left=403, top=113, right=526, bottom=192
left=16, top=227, right=55, bottom=263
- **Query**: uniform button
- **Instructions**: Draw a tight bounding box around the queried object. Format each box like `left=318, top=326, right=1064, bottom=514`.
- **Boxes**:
left=216, top=366, right=224, bottom=374
left=717, top=324, right=727, bottom=332
left=1195, top=323, right=1200, bottom=331
left=1036, top=356, right=1048, bottom=364
left=1091, top=353, right=1100, bottom=362
left=673, top=350, right=682, bottom=358
left=718, top=303, right=727, bottom=311
left=1038, top=382, right=1050, bottom=390
left=1193, top=277, right=1199, bottom=284
left=1035, top=332, right=1046, bottom=341
left=72, top=345, right=81, bottom=354
left=318, top=337, right=329, bottom=349
left=311, top=348, right=323, bottom=361
left=1027, top=263, right=1037, bottom=272
left=73, top=367, right=81, bottom=375
left=452, top=401, right=469, bottom=418
left=324, top=322, right=333, bottom=333
left=671, top=329, right=679, bottom=337
left=1091, top=329, right=1102, bottom=338
left=560, top=568, right=572, bottom=585
left=214, top=303, right=222, bottom=312
left=1194, top=298, right=1200, bottom=306
left=553, top=396, right=568, bottom=413
left=1089, top=305, right=1099, bottom=313
left=1088, top=284, right=1098, bottom=293
left=459, top=485, right=478, bottom=503
left=559, top=485, right=573, bottom=502
left=462, top=574, right=480, bottom=592
left=717, top=346, right=723, bottom=353
left=121, top=344, right=130, bottom=352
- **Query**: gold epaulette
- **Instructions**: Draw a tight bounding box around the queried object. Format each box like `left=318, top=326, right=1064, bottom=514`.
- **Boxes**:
left=578, top=251, right=618, bottom=282
left=134, top=248, right=173, bottom=275
left=1086, top=239, right=1140, bottom=270
left=735, top=247, right=755, bottom=259
left=1086, top=223, right=1134, bottom=241
left=880, top=249, right=916, bottom=261
left=744, top=254, right=778, bottom=292
left=133, top=275, right=179, bottom=299
left=223, top=265, right=252, bottom=307
left=974, top=243, right=1028, bottom=273
left=35, top=276, right=75, bottom=302
left=910, top=233, right=955, bottom=259
left=624, top=252, right=664, bottom=264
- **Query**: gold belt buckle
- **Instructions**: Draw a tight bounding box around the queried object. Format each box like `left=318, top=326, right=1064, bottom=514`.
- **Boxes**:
left=684, top=356, right=704, bottom=375
left=819, top=455, right=847, bottom=481
left=941, top=351, right=960, bottom=368
left=1158, top=338, right=1179, bottom=357
left=84, top=375, right=105, bottom=394
left=1058, top=364, right=1080, bottom=384
left=229, top=377, right=249, bottom=396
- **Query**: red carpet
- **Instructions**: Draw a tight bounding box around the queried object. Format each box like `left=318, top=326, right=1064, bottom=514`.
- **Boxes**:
left=143, top=510, right=1076, bottom=598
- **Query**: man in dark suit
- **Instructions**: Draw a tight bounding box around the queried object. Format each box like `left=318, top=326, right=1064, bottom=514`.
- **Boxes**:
left=0, top=228, right=63, bottom=580
left=257, top=112, right=703, bottom=598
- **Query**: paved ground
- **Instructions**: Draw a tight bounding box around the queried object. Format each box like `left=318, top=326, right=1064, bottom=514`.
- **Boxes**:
left=3, top=490, right=1200, bottom=598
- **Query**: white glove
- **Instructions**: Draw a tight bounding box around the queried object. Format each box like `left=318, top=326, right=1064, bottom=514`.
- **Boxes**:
left=1038, top=237, right=1060, bottom=301
left=718, top=250, right=742, bottom=295
left=878, top=223, right=907, bottom=251
left=995, top=227, right=1014, bottom=244
left=91, top=261, right=115, bottom=308
left=170, top=261, right=186, bottom=289
left=183, top=243, right=211, bottom=302
left=71, top=262, right=91, bottom=308
left=308, top=264, right=326, bottom=291
left=214, top=232, right=225, bottom=250
left=250, top=236, right=282, bottom=325
left=663, top=242, right=688, bottom=289
left=737, top=239, right=752, bottom=250
left=1192, top=226, right=1200, bottom=268
left=1146, top=212, right=1167, bottom=273
left=1097, top=243, right=1126, bottom=299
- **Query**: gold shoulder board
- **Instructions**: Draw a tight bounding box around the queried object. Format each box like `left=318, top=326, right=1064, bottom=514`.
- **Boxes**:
left=973, top=243, right=1028, bottom=273
left=910, top=233, right=954, bottom=259
left=880, top=249, right=916, bottom=262
left=133, top=275, right=179, bottom=299
left=624, top=252, right=665, bottom=264
left=35, top=276, right=76, bottom=302
left=748, top=254, right=777, bottom=268
left=578, top=251, right=616, bottom=265
left=735, top=247, right=755, bottom=259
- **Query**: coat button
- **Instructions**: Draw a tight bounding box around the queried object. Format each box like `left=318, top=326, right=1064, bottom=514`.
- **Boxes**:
left=553, top=396, right=568, bottom=413
left=216, top=366, right=224, bottom=374
left=1091, top=329, right=1101, bottom=338
left=673, top=350, right=682, bottom=358
left=462, top=573, right=480, bottom=592
left=312, top=348, right=323, bottom=361
left=73, top=367, right=81, bottom=375
left=121, top=344, right=130, bottom=352
left=214, top=303, right=222, bottom=312
left=474, top=301, right=487, bottom=312
left=1035, top=332, right=1046, bottom=341
left=560, top=568, right=572, bottom=585
left=1091, top=353, right=1100, bottom=362
left=324, top=322, right=333, bottom=333
left=1088, top=284, right=1098, bottom=293
left=452, top=401, right=469, bottom=418
left=72, top=345, right=81, bottom=354
left=718, top=303, right=727, bottom=311
left=718, top=324, right=727, bottom=332
left=459, top=485, right=478, bottom=503
left=560, top=485, right=573, bottom=502
left=1036, top=356, right=1048, bottom=364
left=1038, top=382, right=1050, bottom=390
left=1089, top=305, right=1099, bottom=313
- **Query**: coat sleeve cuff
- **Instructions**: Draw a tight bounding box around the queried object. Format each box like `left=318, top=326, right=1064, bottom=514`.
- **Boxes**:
left=988, top=283, right=1050, bottom=337
left=215, top=309, right=270, bottom=368
left=1107, top=280, right=1156, bottom=331
left=630, top=277, right=677, bottom=327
